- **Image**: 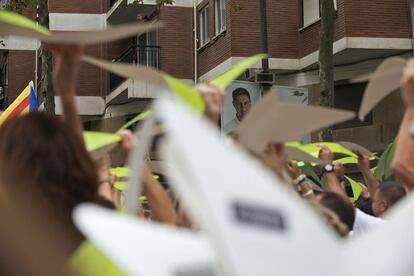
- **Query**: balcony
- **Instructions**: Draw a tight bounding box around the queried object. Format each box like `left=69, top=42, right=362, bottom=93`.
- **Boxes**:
left=107, top=0, right=157, bottom=25
left=110, top=44, right=160, bottom=91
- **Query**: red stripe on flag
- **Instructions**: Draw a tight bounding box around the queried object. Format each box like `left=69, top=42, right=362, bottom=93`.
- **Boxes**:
left=9, top=96, right=30, bottom=118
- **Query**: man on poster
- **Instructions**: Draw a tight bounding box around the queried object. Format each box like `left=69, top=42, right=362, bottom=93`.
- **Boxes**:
left=223, top=88, right=252, bottom=134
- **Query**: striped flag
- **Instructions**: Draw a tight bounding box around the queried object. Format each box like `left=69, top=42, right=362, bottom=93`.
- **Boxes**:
left=0, top=81, right=38, bottom=125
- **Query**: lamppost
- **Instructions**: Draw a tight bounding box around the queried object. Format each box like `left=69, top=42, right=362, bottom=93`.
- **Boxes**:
left=259, top=0, right=272, bottom=94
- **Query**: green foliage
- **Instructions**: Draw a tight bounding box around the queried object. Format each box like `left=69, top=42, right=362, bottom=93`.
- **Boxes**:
left=374, top=139, right=396, bottom=181
left=292, top=90, right=308, bottom=103
left=134, top=0, right=174, bottom=7
left=5, top=0, right=37, bottom=14
left=231, top=0, right=241, bottom=12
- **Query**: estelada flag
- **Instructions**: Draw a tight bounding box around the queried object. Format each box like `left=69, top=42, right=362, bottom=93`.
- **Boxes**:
left=0, top=81, right=37, bottom=125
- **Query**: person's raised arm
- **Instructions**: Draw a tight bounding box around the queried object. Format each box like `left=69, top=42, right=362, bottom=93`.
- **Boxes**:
left=358, top=153, right=380, bottom=197
left=48, top=45, right=84, bottom=141
left=319, top=146, right=348, bottom=200
left=119, top=130, right=178, bottom=225
left=142, top=165, right=177, bottom=226
left=287, top=160, right=318, bottom=202
left=197, top=84, right=224, bottom=125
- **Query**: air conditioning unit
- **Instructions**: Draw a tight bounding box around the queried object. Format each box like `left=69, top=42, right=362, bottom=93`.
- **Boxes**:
left=244, top=69, right=256, bottom=81
left=255, top=72, right=275, bottom=84
left=0, top=0, right=9, bottom=8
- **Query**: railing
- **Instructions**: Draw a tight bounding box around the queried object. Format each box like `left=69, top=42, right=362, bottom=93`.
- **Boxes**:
left=109, top=0, right=118, bottom=8
left=110, top=45, right=160, bottom=90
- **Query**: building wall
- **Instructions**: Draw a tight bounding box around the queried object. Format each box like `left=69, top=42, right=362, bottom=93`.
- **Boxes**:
left=108, top=38, right=133, bottom=61
left=344, top=0, right=412, bottom=38
left=298, top=0, right=346, bottom=57
left=197, top=0, right=232, bottom=78
left=6, top=1, right=112, bottom=101
left=306, top=82, right=403, bottom=151
left=159, top=6, right=194, bottom=79
left=231, top=0, right=300, bottom=58
left=78, top=45, right=108, bottom=97
left=49, top=0, right=110, bottom=13
left=49, top=0, right=110, bottom=98
left=332, top=91, right=403, bottom=152
left=7, top=50, right=36, bottom=102
left=197, top=0, right=413, bottom=76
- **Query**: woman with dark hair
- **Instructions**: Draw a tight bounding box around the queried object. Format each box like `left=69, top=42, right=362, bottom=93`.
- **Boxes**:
left=0, top=45, right=125, bottom=275
left=0, top=112, right=99, bottom=250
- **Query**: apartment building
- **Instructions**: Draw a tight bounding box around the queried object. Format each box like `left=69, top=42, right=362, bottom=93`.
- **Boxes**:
left=1, top=0, right=412, bottom=151
left=196, top=0, right=412, bottom=151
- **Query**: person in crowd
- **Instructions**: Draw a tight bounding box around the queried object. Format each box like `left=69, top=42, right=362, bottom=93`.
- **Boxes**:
left=317, top=146, right=386, bottom=236
left=0, top=110, right=99, bottom=255
left=285, top=150, right=354, bottom=236
left=0, top=45, right=99, bottom=259
left=354, top=182, right=374, bottom=216
left=358, top=153, right=406, bottom=217
left=318, top=192, right=355, bottom=236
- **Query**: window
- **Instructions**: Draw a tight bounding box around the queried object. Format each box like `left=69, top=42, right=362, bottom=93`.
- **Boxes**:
left=302, top=0, right=337, bottom=27
left=137, top=31, right=159, bottom=68
left=199, top=7, right=209, bottom=47
left=215, top=0, right=226, bottom=35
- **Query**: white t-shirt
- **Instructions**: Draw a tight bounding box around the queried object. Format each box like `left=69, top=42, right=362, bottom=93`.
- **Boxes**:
left=352, top=208, right=384, bottom=236
left=223, top=117, right=240, bottom=134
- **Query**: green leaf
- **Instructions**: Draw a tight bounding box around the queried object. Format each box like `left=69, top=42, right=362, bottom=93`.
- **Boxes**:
left=83, top=131, right=121, bottom=152
left=374, top=139, right=396, bottom=181
left=333, top=156, right=358, bottom=165
left=384, top=140, right=396, bottom=179
left=117, top=110, right=152, bottom=133
left=292, top=90, right=305, bottom=97
left=113, top=182, right=127, bottom=191
left=300, top=162, right=323, bottom=187
left=0, top=9, right=50, bottom=36
left=110, top=167, right=130, bottom=178
left=299, top=142, right=357, bottom=158
left=345, top=176, right=363, bottom=202
left=209, top=54, right=267, bottom=90
left=70, top=241, right=126, bottom=276
left=162, top=73, right=205, bottom=114
left=285, top=140, right=302, bottom=148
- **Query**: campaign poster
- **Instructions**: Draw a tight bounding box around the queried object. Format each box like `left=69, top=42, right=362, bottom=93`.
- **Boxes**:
left=221, top=81, right=261, bottom=135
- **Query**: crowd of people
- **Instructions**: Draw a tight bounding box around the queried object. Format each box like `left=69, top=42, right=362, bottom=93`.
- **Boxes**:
left=0, top=41, right=414, bottom=275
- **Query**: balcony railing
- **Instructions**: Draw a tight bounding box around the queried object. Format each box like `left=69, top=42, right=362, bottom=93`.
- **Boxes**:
left=109, top=0, right=118, bottom=8
left=110, top=45, right=160, bottom=90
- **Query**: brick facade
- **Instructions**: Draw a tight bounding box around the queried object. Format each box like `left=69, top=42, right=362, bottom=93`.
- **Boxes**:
left=159, top=6, right=194, bottom=79
left=7, top=50, right=36, bottom=103
left=197, top=0, right=413, bottom=76
left=108, top=38, right=134, bottom=61
left=77, top=45, right=108, bottom=97
left=344, top=0, right=412, bottom=38
left=197, top=0, right=232, bottom=78
left=4, top=0, right=414, bottom=102
left=49, top=0, right=109, bottom=14
left=298, top=0, right=346, bottom=57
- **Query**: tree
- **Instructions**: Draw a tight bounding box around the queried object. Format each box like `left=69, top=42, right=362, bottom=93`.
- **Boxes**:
left=7, top=0, right=55, bottom=115
left=318, top=0, right=335, bottom=141
left=6, top=0, right=36, bottom=13
left=37, top=0, right=54, bottom=115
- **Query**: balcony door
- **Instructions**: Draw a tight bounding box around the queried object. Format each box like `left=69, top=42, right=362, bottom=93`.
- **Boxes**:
left=137, top=30, right=159, bottom=68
